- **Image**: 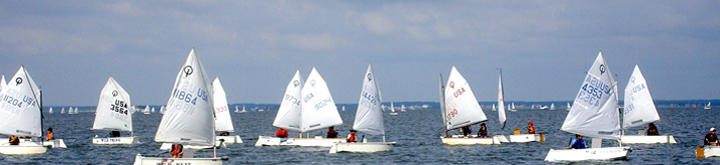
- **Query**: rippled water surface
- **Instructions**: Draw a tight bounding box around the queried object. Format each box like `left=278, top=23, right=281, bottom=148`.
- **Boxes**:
left=2, top=107, right=720, bottom=164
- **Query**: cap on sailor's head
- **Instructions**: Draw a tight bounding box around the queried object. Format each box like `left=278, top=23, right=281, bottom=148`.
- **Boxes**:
left=711, top=127, right=716, bottom=132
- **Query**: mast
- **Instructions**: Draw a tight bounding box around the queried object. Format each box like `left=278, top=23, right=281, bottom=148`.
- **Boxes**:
left=438, top=73, right=447, bottom=136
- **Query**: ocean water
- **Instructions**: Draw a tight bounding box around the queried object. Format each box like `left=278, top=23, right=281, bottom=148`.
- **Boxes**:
left=2, top=107, right=720, bottom=164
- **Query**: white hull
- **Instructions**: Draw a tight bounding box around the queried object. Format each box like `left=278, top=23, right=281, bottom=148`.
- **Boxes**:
left=133, top=153, right=227, bottom=165
left=699, top=146, right=720, bottom=158
left=0, top=138, right=66, bottom=148
left=329, top=141, right=395, bottom=153
left=440, top=135, right=501, bottom=145
left=545, top=147, right=631, bottom=161
left=160, top=141, right=227, bottom=150
left=43, top=139, right=68, bottom=148
left=254, top=136, right=345, bottom=147
left=0, top=145, right=49, bottom=155
left=389, top=112, right=398, bottom=116
left=216, top=135, right=243, bottom=144
left=620, top=135, right=676, bottom=144
left=92, top=136, right=139, bottom=144
left=506, top=134, right=544, bottom=143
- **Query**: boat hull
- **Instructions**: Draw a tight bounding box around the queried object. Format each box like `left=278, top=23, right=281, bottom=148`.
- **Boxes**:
left=92, top=136, right=139, bottom=144
left=160, top=141, right=226, bottom=150
left=0, top=144, right=50, bottom=155
left=620, top=135, right=676, bottom=144
left=698, top=146, right=720, bottom=158
left=508, top=134, right=544, bottom=143
left=254, top=136, right=345, bottom=147
left=216, top=135, right=242, bottom=144
left=44, top=139, right=68, bottom=148
left=544, top=147, right=631, bottom=161
left=440, top=136, right=501, bottom=145
left=133, top=153, right=226, bottom=165
left=329, top=142, right=395, bottom=153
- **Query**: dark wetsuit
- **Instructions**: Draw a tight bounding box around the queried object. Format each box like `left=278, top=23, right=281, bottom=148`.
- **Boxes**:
left=569, top=139, right=587, bottom=149
left=477, top=127, right=488, bottom=137
left=705, top=133, right=719, bottom=146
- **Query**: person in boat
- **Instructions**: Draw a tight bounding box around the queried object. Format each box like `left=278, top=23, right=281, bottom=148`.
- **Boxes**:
left=346, top=130, right=357, bottom=143
left=46, top=127, right=55, bottom=140
left=327, top=126, right=338, bottom=138
left=477, top=123, right=488, bottom=137
left=461, top=125, right=472, bottom=137
left=705, top=127, right=719, bottom=146
left=169, top=143, right=184, bottom=158
left=527, top=121, right=536, bottom=134
left=219, top=131, right=230, bottom=136
left=9, top=135, right=19, bottom=145
left=276, top=128, right=288, bottom=138
left=647, top=123, right=659, bottom=136
left=109, top=130, right=121, bottom=137
left=567, top=134, right=588, bottom=149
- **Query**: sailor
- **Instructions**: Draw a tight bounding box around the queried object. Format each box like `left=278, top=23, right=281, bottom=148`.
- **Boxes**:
left=9, top=135, right=19, bottom=145
left=46, top=127, right=55, bottom=140
left=461, top=125, right=472, bottom=137
left=169, top=144, right=184, bottom=158
left=705, top=127, right=719, bottom=146
left=647, top=123, right=659, bottom=136
left=567, top=134, right=588, bottom=149
left=346, top=130, right=357, bottom=143
left=276, top=128, right=288, bottom=138
left=477, top=123, right=488, bottom=137
left=527, top=121, right=536, bottom=134
left=326, top=126, right=338, bottom=138
left=219, top=131, right=229, bottom=136
left=110, top=130, right=121, bottom=137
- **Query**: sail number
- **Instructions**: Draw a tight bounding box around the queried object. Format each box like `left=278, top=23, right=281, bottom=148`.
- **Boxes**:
left=214, top=105, right=228, bottom=113
left=446, top=108, right=459, bottom=120
left=110, top=100, right=129, bottom=115
left=0, top=94, right=24, bottom=108
left=284, top=94, right=300, bottom=106
left=171, top=88, right=208, bottom=105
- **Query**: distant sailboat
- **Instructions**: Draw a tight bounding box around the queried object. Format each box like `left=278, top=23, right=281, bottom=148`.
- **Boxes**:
left=211, top=77, right=242, bottom=144
left=400, top=104, right=406, bottom=112
left=234, top=106, right=240, bottom=113
left=389, top=102, right=398, bottom=116
left=159, top=106, right=165, bottom=114
left=150, top=107, right=155, bottom=113
left=566, top=102, right=572, bottom=110
left=511, top=102, right=516, bottom=111
left=549, top=103, right=555, bottom=110
left=74, top=107, right=79, bottom=114
left=240, top=106, right=247, bottom=113
left=492, top=104, right=496, bottom=111
left=705, top=102, right=711, bottom=110
left=142, top=105, right=150, bottom=114
left=48, top=107, right=53, bottom=114
left=342, top=106, right=346, bottom=111
left=60, top=107, right=66, bottom=114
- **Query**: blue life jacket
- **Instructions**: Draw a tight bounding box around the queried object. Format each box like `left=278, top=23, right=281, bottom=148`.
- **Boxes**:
left=570, top=139, right=587, bottom=149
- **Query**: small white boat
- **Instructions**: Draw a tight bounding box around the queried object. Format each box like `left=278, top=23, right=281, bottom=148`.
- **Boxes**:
left=549, top=103, right=555, bottom=110
left=389, top=102, right=398, bottom=116
left=400, top=104, right=406, bottom=112
left=697, top=146, right=720, bottom=158
left=330, top=64, right=395, bottom=153
left=48, top=107, right=53, bottom=114
left=620, top=65, right=676, bottom=144
left=0, top=66, right=51, bottom=154
left=150, top=107, right=155, bottom=113
left=705, top=102, right=711, bottom=110
left=133, top=49, right=227, bottom=164
left=91, top=77, right=139, bottom=145
left=60, top=107, right=66, bottom=114
left=492, top=104, right=496, bottom=111
left=74, top=107, right=79, bottom=114
left=545, top=52, right=631, bottom=161
left=211, top=77, right=243, bottom=144
left=566, top=102, right=572, bottom=110
left=439, top=67, right=499, bottom=145
left=495, top=69, right=544, bottom=143
left=240, top=106, right=247, bottom=113
left=142, top=105, right=150, bottom=114
left=255, top=68, right=345, bottom=147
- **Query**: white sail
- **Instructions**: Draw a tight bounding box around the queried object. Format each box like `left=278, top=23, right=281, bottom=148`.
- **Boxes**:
left=49, top=107, right=53, bottom=114
left=300, top=67, right=343, bottom=132
left=154, top=48, right=215, bottom=146
left=353, top=64, right=384, bottom=135
left=61, top=107, right=65, bottom=114
left=212, top=77, right=234, bottom=132
left=550, top=103, right=555, bottom=110
left=497, top=69, right=507, bottom=130
left=0, top=66, right=42, bottom=137
left=272, top=70, right=303, bottom=132
left=74, top=107, right=79, bottom=114
left=438, top=74, right=447, bottom=131
left=0, top=74, right=6, bottom=92
left=92, top=77, right=133, bottom=132
left=622, top=65, right=660, bottom=129
left=561, top=52, right=621, bottom=139
left=390, top=102, right=395, bottom=113
left=443, top=66, right=487, bottom=130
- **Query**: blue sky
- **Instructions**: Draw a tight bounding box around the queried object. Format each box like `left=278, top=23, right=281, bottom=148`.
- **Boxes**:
left=1, top=1, right=718, bottom=106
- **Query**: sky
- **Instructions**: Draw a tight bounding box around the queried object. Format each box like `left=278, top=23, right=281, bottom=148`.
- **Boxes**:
left=1, top=1, right=718, bottom=106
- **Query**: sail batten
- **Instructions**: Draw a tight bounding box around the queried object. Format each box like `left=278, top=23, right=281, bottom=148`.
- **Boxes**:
left=443, top=66, right=487, bottom=130
left=561, top=52, right=621, bottom=139
left=353, top=64, right=384, bottom=136
left=154, top=48, right=215, bottom=145
left=92, top=77, right=133, bottom=132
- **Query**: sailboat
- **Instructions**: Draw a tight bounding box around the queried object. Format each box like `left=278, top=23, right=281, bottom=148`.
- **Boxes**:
left=150, top=107, right=155, bottom=113
left=211, top=77, right=242, bottom=144
left=67, top=107, right=73, bottom=114
left=511, top=102, right=517, bottom=111
left=705, top=102, right=712, bottom=110
left=255, top=68, right=345, bottom=147
left=133, top=48, right=227, bottom=165
left=620, top=65, right=676, bottom=144
left=495, top=69, right=543, bottom=143
left=545, top=52, right=630, bottom=161
left=400, top=104, right=406, bottom=112
left=142, top=105, right=150, bottom=114
left=0, top=66, right=50, bottom=154
left=240, top=106, right=247, bottom=113
left=74, top=107, right=79, bottom=114
left=549, top=103, right=555, bottom=110
left=234, top=106, right=240, bottom=113
left=341, top=106, right=346, bottom=111
left=566, top=102, right=572, bottom=110
left=48, top=107, right=53, bottom=114
left=91, top=77, right=139, bottom=144
left=389, top=102, right=398, bottom=116
left=439, top=66, right=500, bottom=145
left=330, top=64, right=395, bottom=153
left=492, top=104, right=496, bottom=111
left=159, top=106, right=165, bottom=114
left=60, top=107, right=66, bottom=114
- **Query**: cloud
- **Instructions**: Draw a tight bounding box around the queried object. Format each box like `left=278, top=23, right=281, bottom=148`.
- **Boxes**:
left=362, top=12, right=395, bottom=35
left=287, top=33, right=343, bottom=51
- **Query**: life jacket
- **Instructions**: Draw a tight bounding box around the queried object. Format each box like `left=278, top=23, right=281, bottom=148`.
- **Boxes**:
left=571, top=139, right=586, bottom=149
left=171, top=144, right=183, bottom=156
left=347, top=134, right=356, bottom=142
left=46, top=132, right=55, bottom=140
left=527, top=126, right=536, bottom=134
